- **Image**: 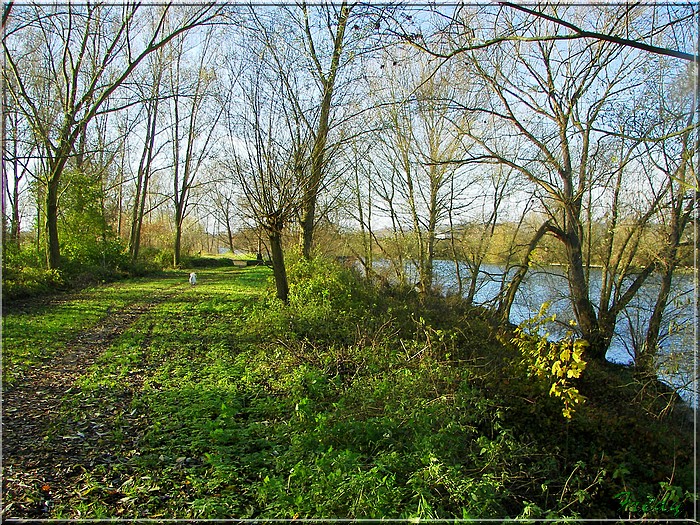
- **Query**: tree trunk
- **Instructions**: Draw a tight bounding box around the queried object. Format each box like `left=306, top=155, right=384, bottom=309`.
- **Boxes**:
left=46, top=175, right=61, bottom=269
left=448, top=231, right=463, bottom=297
left=129, top=101, right=158, bottom=263
left=173, top=206, right=183, bottom=267
left=129, top=157, right=151, bottom=264
left=8, top=124, right=22, bottom=248
left=3, top=161, right=22, bottom=251
left=423, top=188, right=438, bottom=293
left=299, top=2, right=350, bottom=259
left=35, top=187, right=43, bottom=256
left=226, top=219, right=235, bottom=255
left=1, top=86, right=7, bottom=251
left=565, top=228, right=607, bottom=359
left=129, top=175, right=145, bottom=261
left=1, top=168, right=7, bottom=253
left=637, top=271, right=671, bottom=375
left=465, top=265, right=479, bottom=305
left=129, top=192, right=145, bottom=263
left=130, top=195, right=146, bottom=263
left=498, top=220, right=551, bottom=322
left=269, top=229, right=289, bottom=304
left=8, top=201, right=18, bottom=250
left=638, top=203, right=689, bottom=376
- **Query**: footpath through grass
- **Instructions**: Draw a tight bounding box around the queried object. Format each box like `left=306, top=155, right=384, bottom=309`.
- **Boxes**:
left=1, top=273, right=184, bottom=387
left=1, top=258, right=696, bottom=519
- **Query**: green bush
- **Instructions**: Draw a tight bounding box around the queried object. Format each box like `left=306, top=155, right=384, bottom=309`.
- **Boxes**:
left=155, top=249, right=175, bottom=269
left=180, top=256, right=235, bottom=268
left=126, top=247, right=172, bottom=275
left=1, top=265, right=66, bottom=300
left=280, top=253, right=385, bottom=344
left=1, top=241, right=166, bottom=301
left=125, top=259, right=163, bottom=277
left=61, top=235, right=128, bottom=270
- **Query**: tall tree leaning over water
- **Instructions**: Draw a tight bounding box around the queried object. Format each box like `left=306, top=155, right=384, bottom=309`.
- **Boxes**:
left=391, top=4, right=698, bottom=362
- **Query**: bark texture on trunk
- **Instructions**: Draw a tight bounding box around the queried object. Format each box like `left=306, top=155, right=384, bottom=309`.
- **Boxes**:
left=269, top=230, right=289, bottom=304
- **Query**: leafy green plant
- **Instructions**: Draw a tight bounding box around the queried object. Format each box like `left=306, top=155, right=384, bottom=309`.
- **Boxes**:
left=615, top=480, right=692, bottom=518
left=512, top=303, right=587, bottom=419
left=1, top=265, right=66, bottom=300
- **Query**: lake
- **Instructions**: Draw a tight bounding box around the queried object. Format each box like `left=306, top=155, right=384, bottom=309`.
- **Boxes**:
left=419, top=260, right=696, bottom=407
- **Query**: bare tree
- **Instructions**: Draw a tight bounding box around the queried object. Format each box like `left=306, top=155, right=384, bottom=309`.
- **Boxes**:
left=345, top=138, right=375, bottom=280
left=166, top=25, right=224, bottom=267
left=2, top=3, right=221, bottom=269
left=453, top=6, right=678, bottom=359
left=634, top=63, right=698, bottom=376
left=371, top=50, right=474, bottom=295
left=244, top=3, right=366, bottom=259
left=126, top=45, right=170, bottom=263
left=454, top=164, right=513, bottom=304
left=296, top=2, right=353, bottom=258
left=223, top=55, right=309, bottom=303
left=207, top=170, right=239, bottom=255
left=2, top=89, right=35, bottom=252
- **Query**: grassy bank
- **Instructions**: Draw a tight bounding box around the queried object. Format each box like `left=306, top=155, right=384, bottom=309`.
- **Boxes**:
left=2, top=257, right=695, bottom=519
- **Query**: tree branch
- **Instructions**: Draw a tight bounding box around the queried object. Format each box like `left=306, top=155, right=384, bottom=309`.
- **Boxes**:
left=499, top=2, right=699, bottom=63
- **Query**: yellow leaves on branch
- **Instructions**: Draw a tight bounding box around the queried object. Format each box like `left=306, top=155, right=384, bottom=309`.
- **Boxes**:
left=513, top=304, right=588, bottom=419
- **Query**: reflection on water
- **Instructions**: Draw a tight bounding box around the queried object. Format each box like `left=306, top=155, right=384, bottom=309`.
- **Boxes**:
left=428, top=261, right=696, bottom=408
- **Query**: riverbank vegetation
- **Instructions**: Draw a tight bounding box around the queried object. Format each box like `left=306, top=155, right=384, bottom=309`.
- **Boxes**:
left=2, top=4, right=697, bottom=518
left=2, top=260, right=695, bottom=519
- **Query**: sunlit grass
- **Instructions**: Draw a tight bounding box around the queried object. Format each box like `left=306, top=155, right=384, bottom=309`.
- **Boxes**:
left=1, top=272, right=185, bottom=385
left=4, top=262, right=695, bottom=520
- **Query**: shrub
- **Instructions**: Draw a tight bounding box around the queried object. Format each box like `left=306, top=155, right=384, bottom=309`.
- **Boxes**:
left=1, top=265, right=66, bottom=300
left=512, top=303, right=587, bottom=419
left=61, top=236, right=128, bottom=271
left=155, top=249, right=175, bottom=269
left=180, top=256, right=235, bottom=268
left=246, top=253, right=385, bottom=346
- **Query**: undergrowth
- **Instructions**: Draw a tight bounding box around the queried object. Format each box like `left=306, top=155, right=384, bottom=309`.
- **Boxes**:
left=2, top=256, right=695, bottom=519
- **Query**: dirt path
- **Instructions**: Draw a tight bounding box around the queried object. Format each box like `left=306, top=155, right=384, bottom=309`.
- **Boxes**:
left=2, top=283, right=184, bottom=519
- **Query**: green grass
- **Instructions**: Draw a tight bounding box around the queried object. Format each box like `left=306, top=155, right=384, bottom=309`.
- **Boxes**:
left=2, top=259, right=696, bottom=519
left=1, top=272, right=186, bottom=386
